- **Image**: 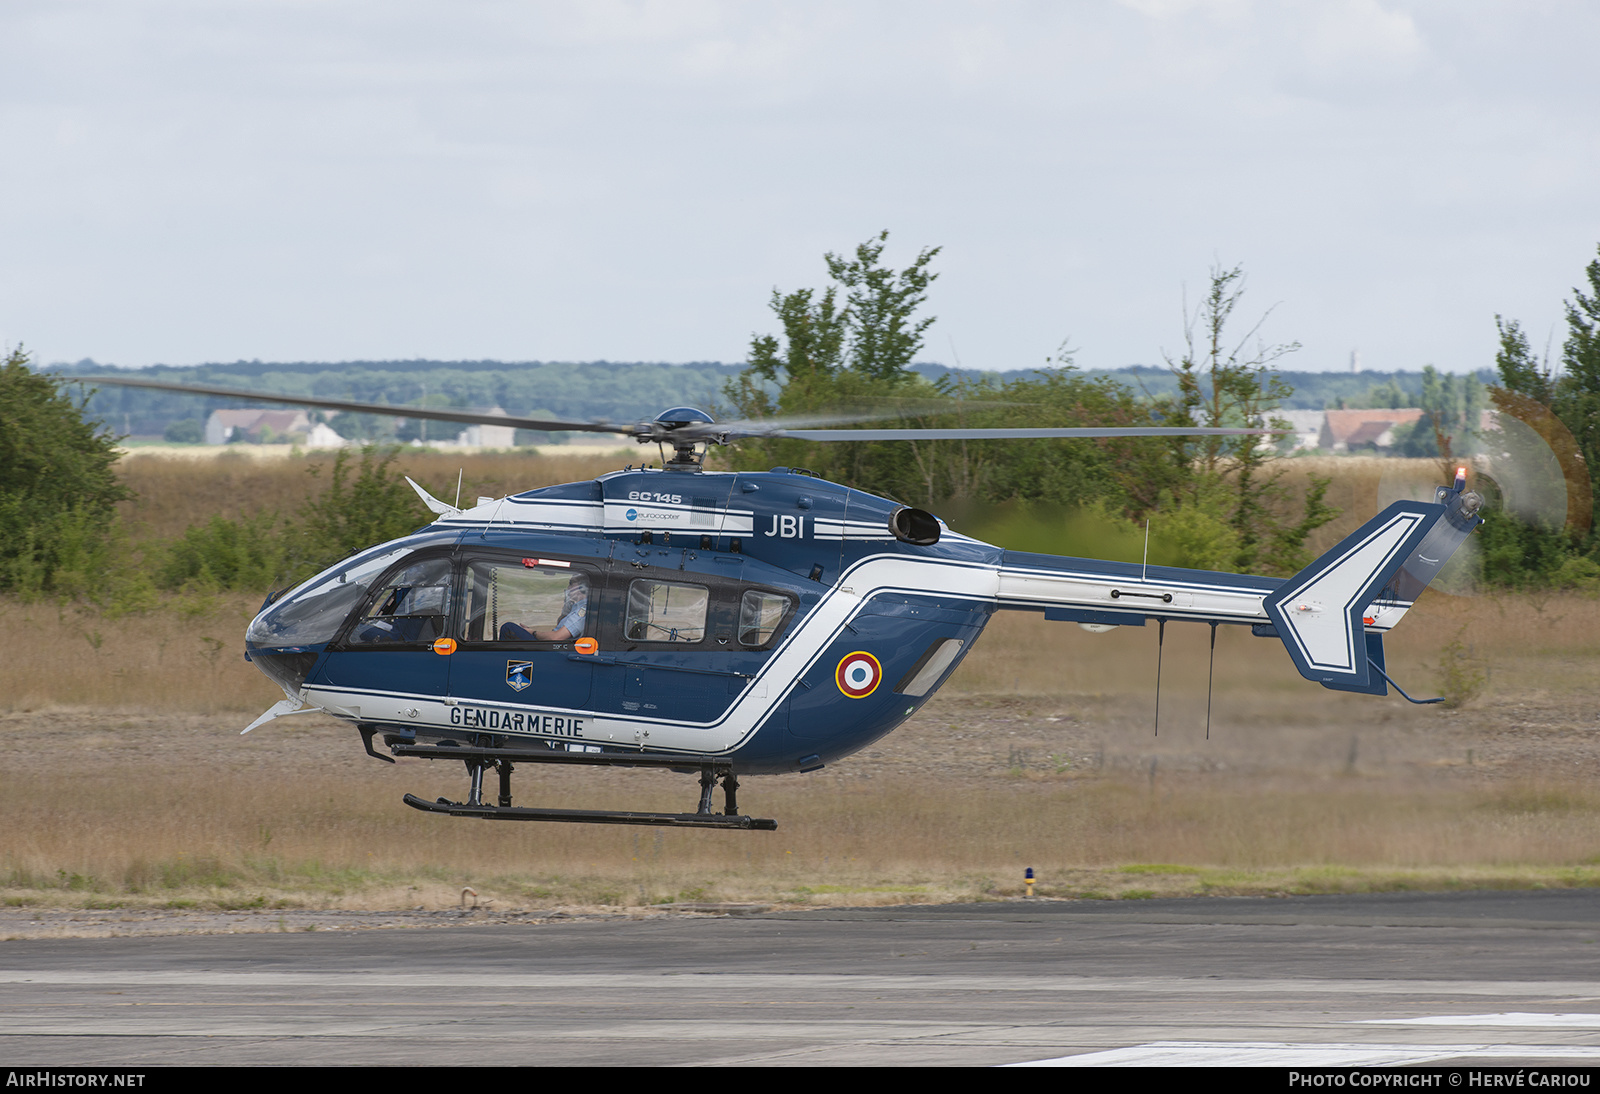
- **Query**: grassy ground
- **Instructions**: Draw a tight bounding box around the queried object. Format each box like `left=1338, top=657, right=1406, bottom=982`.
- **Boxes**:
left=2, top=452, right=1597, bottom=917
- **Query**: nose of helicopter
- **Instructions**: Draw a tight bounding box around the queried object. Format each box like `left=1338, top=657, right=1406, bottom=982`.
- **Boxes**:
left=243, top=542, right=420, bottom=696
left=249, top=645, right=319, bottom=697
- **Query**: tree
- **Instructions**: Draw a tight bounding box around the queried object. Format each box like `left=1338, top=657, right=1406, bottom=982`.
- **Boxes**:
left=726, top=248, right=1333, bottom=574
left=733, top=230, right=940, bottom=399
left=897, top=352, right=1194, bottom=514
left=1160, top=265, right=1336, bottom=575
left=1557, top=248, right=1600, bottom=549
left=0, top=348, right=131, bottom=595
left=1392, top=365, right=1487, bottom=459
left=724, top=235, right=1176, bottom=512
left=724, top=231, right=943, bottom=484
left=1490, top=245, right=1600, bottom=563
left=825, top=232, right=941, bottom=381
left=1493, top=316, right=1554, bottom=405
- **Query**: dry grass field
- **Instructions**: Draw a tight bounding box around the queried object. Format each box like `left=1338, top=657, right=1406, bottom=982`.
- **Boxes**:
left=114, top=447, right=628, bottom=543
left=2, top=451, right=1598, bottom=920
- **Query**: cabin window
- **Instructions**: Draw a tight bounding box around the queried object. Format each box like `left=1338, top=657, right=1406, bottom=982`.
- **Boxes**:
left=347, top=557, right=455, bottom=645
left=738, top=590, right=790, bottom=647
left=463, top=561, right=591, bottom=643
left=624, top=580, right=708, bottom=644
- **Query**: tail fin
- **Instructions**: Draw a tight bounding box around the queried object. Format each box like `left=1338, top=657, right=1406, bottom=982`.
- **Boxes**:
left=1265, top=476, right=1482, bottom=695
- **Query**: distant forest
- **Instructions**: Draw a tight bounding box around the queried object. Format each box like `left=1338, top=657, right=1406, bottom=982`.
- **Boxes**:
left=46, top=357, right=1499, bottom=441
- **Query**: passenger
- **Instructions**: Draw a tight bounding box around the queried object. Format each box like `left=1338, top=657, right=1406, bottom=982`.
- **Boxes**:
left=499, top=578, right=588, bottom=642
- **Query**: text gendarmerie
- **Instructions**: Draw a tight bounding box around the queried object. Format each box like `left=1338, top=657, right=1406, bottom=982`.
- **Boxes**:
left=449, top=706, right=585, bottom=737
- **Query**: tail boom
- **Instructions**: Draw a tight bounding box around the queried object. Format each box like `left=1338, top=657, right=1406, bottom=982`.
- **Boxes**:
left=996, top=553, right=1278, bottom=629
left=990, top=478, right=1481, bottom=699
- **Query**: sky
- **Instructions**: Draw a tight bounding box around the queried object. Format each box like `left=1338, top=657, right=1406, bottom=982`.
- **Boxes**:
left=3, top=1, right=1598, bottom=376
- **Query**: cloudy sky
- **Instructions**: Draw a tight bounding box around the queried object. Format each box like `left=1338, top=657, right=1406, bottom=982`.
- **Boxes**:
left=3, top=1, right=1598, bottom=375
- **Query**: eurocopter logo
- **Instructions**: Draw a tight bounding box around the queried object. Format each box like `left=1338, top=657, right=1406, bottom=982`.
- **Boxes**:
left=506, top=660, right=533, bottom=692
left=626, top=508, right=638, bottom=521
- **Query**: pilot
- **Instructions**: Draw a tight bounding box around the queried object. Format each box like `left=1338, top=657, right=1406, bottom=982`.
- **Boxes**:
left=499, top=577, right=588, bottom=642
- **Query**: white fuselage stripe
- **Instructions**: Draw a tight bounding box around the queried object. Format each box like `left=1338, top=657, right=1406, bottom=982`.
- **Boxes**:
left=300, top=552, right=1404, bottom=755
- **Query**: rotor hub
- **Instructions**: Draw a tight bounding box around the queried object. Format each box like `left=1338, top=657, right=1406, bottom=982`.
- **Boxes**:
left=641, top=407, right=720, bottom=469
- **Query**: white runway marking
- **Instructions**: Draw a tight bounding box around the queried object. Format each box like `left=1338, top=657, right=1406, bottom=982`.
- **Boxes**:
left=5, top=971, right=1600, bottom=997
left=1362, top=1013, right=1600, bottom=1028
left=1012, top=1041, right=1600, bottom=1067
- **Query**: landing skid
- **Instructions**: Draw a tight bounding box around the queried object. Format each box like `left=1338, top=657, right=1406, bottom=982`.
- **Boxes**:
left=402, top=794, right=777, bottom=830
left=369, top=729, right=777, bottom=832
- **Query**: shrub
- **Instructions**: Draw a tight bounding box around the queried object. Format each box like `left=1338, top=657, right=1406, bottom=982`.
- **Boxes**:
left=158, top=511, right=288, bottom=592
left=1434, top=627, right=1488, bottom=709
left=0, top=350, right=130, bottom=597
left=283, top=447, right=429, bottom=582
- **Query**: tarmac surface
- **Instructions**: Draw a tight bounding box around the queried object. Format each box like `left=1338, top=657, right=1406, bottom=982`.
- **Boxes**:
left=7, top=890, right=1600, bottom=1067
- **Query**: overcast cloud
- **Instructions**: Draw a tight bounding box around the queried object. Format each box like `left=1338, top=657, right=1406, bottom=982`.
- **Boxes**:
left=2, top=1, right=1597, bottom=375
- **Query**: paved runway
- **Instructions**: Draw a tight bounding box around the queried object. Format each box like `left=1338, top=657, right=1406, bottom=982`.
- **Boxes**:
left=7, top=890, right=1600, bottom=1066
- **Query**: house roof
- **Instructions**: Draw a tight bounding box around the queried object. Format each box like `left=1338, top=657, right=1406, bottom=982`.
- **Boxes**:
left=207, top=409, right=310, bottom=432
left=1323, top=407, right=1425, bottom=446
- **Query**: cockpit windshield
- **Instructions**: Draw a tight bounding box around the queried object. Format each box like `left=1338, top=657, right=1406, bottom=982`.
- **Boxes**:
left=246, top=545, right=413, bottom=650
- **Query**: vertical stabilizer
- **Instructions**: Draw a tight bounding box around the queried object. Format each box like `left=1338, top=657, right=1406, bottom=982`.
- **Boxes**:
left=1265, top=479, right=1481, bottom=693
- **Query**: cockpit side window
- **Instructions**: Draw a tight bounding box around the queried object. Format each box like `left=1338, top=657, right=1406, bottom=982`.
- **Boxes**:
left=347, top=557, right=456, bottom=646
left=247, top=545, right=413, bottom=649
left=462, top=560, right=591, bottom=645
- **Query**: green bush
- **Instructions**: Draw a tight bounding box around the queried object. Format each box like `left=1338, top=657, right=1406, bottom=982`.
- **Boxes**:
left=150, top=447, right=431, bottom=594
left=285, top=447, right=429, bottom=582
left=1434, top=627, right=1488, bottom=709
left=158, top=511, right=289, bottom=592
left=163, top=419, right=203, bottom=444
left=1475, top=510, right=1577, bottom=590
left=0, top=350, right=130, bottom=597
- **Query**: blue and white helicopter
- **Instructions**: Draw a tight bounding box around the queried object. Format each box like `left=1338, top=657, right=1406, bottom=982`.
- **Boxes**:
left=92, top=376, right=1484, bottom=831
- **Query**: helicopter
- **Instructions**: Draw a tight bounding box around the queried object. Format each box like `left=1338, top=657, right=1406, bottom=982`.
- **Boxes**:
left=87, top=374, right=1484, bottom=831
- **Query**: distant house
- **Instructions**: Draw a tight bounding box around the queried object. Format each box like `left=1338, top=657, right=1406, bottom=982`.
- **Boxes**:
left=204, top=408, right=312, bottom=445
left=1319, top=408, right=1425, bottom=452
left=453, top=407, right=516, bottom=449
left=1273, top=410, right=1330, bottom=452
left=305, top=422, right=348, bottom=448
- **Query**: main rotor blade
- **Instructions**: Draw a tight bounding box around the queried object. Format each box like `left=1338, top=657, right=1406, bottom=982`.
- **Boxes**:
left=708, top=397, right=1035, bottom=436
left=78, top=375, right=635, bottom=436
left=744, top=426, right=1283, bottom=441
left=708, top=409, right=929, bottom=434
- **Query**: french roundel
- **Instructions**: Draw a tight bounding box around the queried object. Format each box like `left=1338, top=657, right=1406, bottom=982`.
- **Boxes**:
left=835, top=651, right=883, bottom=699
